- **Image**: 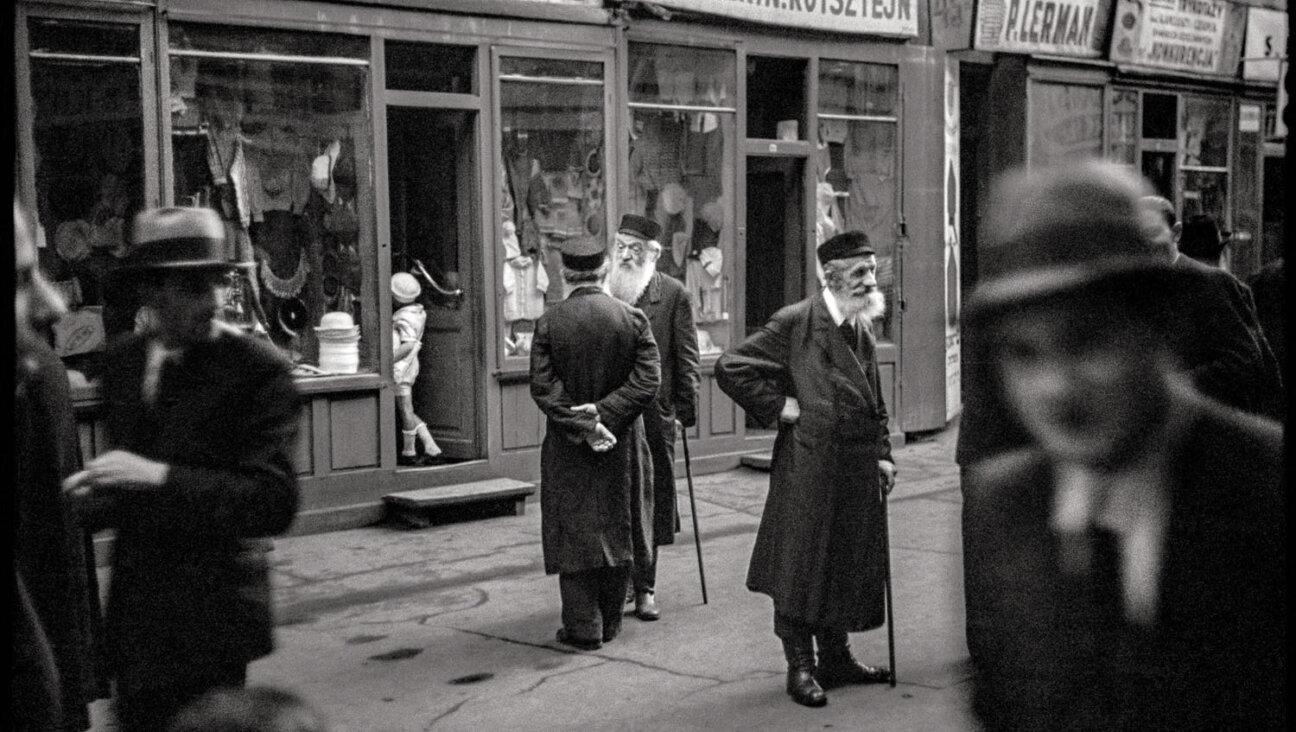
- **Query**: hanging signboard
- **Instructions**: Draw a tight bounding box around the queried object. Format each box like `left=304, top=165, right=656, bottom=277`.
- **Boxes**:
left=930, top=0, right=976, bottom=50
left=653, top=0, right=919, bottom=38
left=973, top=0, right=1113, bottom=57
left=1108, top=0, right=1247, bottom=77
left=1242, top=7, right=1287, bottom=82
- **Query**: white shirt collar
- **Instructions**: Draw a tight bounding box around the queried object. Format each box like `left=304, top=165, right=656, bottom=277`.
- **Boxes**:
left=822, top=288, right=854, bottom=328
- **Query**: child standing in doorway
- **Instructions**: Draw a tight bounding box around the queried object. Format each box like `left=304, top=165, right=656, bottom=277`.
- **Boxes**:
left=392, top=272, right=442, bottom=464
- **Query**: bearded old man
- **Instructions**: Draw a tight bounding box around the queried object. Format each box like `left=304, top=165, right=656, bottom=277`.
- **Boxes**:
left=607, top=213, right=700, bottom=622
left=715, top=230, right=896, bottom=708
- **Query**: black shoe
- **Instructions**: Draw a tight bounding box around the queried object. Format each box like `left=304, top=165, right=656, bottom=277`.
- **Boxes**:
left=555, top=628, right=601, bottom=651
left=782, top=637, right=827, bottom=707
left=816, top=657, right=891, bottom=688
left=634, top=592, right=660, bottom=621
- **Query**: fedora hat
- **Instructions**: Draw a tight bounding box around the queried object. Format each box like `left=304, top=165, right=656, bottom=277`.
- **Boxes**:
left=965, top=161, right=1198, bottom=325
left=123, top=207, right=252, bottom=271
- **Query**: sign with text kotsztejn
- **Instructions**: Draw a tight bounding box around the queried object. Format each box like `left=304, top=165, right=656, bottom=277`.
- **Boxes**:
left=973, top=0, right=1113, bottom=58
left=653, top=0, right=918, bottom=38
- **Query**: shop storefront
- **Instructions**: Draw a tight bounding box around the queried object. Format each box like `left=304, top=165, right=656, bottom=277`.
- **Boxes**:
left=935, top=0, right=1287, bottom=288
left=15, top=0, right=954, bottom=536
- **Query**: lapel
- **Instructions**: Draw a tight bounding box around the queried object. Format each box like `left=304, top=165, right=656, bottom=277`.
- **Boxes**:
left=635, top=272, right=663, bottom=319
left=810, top=292, right=876, bottom=405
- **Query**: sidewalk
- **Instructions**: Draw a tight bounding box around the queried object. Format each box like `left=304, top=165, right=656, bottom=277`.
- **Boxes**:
left=92, top=425, right=974, bottom=731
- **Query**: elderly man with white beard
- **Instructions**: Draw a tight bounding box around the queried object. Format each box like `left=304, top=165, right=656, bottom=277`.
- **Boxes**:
left=607, top=214, right=700, bottom=622
left=716, top=230, right=896, bottom=708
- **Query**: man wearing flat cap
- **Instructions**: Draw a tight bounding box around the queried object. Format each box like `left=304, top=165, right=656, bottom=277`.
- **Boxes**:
left=964, top=162, right=1283, bottom=730
left=529, top=235, right=661, bottom=651
left=62, top=207, right=301, bottom=732
left=607, top=213, right=701, bottom=622
left=715, top=230, right=895, bottom=708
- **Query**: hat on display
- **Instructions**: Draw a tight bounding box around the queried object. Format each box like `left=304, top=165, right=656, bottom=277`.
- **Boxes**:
left=559, top=236, right=608, bottom=271
left=816, top=230, right=875, bottom=265
left=123, top=207, right=251, bottom=271
left=964, top=160, right=1200, bottom=326
left=617, top=214, right=661, bottom=242
left=391, top=272, right=422, bottom=305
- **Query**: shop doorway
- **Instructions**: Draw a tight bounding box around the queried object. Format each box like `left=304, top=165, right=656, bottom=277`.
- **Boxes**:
left=385, top=106, right=482, bottom=464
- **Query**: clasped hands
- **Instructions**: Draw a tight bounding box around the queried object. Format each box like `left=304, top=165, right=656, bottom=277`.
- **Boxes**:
left=63, top=449, right=170, bottom=498
left=780, top=396, right=897, bottom=495
left=572, top=403, right=616, bottom=453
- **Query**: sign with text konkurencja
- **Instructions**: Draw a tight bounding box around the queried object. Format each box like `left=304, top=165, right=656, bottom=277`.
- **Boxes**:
left=973, top=0, right=1112, bottom=57
left=1108, top=0, right=1247, bottom=76
left=654, top=0, right=918, bottom=38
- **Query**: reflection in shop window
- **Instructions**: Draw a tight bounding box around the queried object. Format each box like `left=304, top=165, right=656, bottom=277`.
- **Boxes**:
left=497, top=58, right=606, bottom=359
left=627, top=43, right=737, bottom=357
left=817, top=61, right=899, bottom=342
left=169, top=24, right=373, bottom=374
left=26, top=18, right=144, bottom=368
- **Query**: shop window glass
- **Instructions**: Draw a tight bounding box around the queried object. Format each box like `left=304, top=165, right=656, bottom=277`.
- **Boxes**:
left=1108, top=88, right=1138, bottom=165
left=627, top=43, right=737, bottom=357
left=1181, top=96, right=1230, bottom=168
left=747, top=56, right=807, bottom=140
left=1142, top=93, right=1178, bottom=139
left=497, top=56, right=606, bottom=359
left=817, top=61, right=899, bottom=342
left=1027, top=82, right=1103, bottom=169
left=169, top=23, right=374, bottom=374
left=27, top=17, right=144, bottom=367
left=385, top=41, right=475, bottom=94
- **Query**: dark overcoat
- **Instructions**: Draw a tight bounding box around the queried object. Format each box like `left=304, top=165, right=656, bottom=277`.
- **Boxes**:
left=633, top=272, right=700, bottom=545
left=530, top=285, right=661, bottom=575
left=88, top=329, right=300, bottom=678
left=966, top=389, right=1283, bottom=731
left=15, top=338, right=108, bottom=731
left=715, top=293, right=893, bottom=630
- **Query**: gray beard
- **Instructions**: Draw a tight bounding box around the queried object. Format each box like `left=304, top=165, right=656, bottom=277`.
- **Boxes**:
left=608, top=262, right=656, bottom=305
left=836, top=288, right=887, bottom=322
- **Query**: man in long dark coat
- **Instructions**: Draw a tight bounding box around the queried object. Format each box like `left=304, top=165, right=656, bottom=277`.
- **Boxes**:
left=530, top=235, right=661, bottom=651
left=965, top=162, right=1283, bottom=731
left=608, top=213, right=700, bottom=622
left=715, top=230, right=896, bottom=708
left=63, top=207, right=301, bottom=732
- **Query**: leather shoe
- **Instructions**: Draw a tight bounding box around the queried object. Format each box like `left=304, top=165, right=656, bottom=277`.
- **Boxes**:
left=786, top=667, right=828, bottom=707
left=555, top=628, right=601, bottom=651
left=634, top=592, right=660, bottom=621
left=815, top=658, right=891, bottom=689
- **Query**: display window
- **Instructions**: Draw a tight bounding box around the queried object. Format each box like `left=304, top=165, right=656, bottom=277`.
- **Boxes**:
left=816, top=60, right=900, bottom=342
left=23, top=16, right=146, bottom=366
left=495, top=55, right=609, bottom=360
left=167, top=23, right=375, bottom=374
left=626, top=42, right=737, bottom=357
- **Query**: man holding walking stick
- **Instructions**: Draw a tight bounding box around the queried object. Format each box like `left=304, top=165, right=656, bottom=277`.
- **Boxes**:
left=716, top=231, right=896, bottom=708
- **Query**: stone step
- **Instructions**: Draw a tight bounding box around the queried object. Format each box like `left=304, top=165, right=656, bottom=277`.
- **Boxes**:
left=383, top=478, right=536, bottom=528
left=739, top=452, right=773, bottom=471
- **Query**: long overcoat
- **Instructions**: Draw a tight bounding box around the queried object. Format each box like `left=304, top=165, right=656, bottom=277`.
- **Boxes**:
left=716, top=293, right=893, bottom=630
left=530, top=285, right=661, bottom=575
left=634, top=271, right=700, bottom=545
left=87, top=329, right=300, bottom=678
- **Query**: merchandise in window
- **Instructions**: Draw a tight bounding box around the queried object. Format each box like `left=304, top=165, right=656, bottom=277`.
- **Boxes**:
left=627, top=43, right=737, bottom=356
left=26, top=17, right=145, bottom=368
left=1027, top=82, right=1104, bottom=170
left=168, top=24, right=373, bottom=374
left=817, top=60, right=900, bottom=342
left=497, top=57, right=606, bottom=358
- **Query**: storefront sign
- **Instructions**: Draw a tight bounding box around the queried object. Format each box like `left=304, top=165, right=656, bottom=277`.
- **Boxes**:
left=943, top=57, right=961, bottom=421
left=930, top=0, right=975, bottom=50
left=1108, top=0, right=1246, bottom=77
left=654, top=0, right=918, bottom=38
left=973, top=0, right=1111, bottom=57
left=1242, top=7, right=1287, bottom=82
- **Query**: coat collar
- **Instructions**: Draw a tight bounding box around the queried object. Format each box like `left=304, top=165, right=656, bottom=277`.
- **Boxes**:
left=643, top=271, right=663, bottom=305
left=810, top=292, right=876, bottom=404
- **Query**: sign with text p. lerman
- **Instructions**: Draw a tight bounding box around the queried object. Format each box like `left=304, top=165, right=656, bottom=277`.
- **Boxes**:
left=973, top=0, right=1113, bottom=58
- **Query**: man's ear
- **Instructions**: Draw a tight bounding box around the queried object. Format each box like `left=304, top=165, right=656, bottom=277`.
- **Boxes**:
left=647, top=240, right=663, bottom=263
left=1172, top=222, right=1183, bottom=242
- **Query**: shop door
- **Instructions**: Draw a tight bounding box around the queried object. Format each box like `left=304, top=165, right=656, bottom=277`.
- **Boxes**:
left=385, top=105, right=481, bottom=463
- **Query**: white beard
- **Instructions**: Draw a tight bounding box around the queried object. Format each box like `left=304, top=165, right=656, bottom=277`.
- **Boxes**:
left=837, top=287, right=887, bottom=322
left=608, top=261, right=656, bottom=305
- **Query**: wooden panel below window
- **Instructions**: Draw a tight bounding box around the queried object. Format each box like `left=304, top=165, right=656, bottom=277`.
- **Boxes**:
left=293, top=404, right=313, bottom=476
left=707, top=375, right=736, bottom=436
left=328, top=394, right=380, bottom=470
left=500, top=382, right=544, bottom=450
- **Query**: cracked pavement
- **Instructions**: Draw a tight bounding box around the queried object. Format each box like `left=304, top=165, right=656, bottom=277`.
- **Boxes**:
left=91, top=424, right=976, bottom=731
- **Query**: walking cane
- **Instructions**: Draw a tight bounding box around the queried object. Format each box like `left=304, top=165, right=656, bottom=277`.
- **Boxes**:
left=880, top=476, right=897, bottom=687
left=680, top=428, right=708, bottom=604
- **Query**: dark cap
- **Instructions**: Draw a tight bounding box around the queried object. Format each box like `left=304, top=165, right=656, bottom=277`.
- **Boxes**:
left=617, top=214, right=661, bottom=242
left=559, top=236, right=608, bottom=271
left=816, top=231, right=874, bottom=265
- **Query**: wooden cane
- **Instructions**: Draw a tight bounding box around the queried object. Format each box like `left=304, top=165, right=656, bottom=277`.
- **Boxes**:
left=680, top=429, right=708, bottom=604
left=881, top=476, right=897, bottom=687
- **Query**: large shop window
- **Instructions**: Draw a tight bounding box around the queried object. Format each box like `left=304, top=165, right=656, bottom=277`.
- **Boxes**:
left=26, top=17, right=145, bottom=368
left=1028, top=82, right=1104, bottom=169
left=816, top=60, right=900, bottom=343
left=168, top=24, right=375, bottom=374
left=497, top=57, right=607, bottom=360
left=626, top=43, right=737, bottom=357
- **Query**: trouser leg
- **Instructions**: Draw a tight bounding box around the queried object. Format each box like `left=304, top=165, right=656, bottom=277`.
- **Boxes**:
left=558, top=569, right=603, bottom=642
left=597, top=565, right=630, bottom=642
left=632, top=546, right=658, bottom=594
left=115, top=660, right=247, bottom=732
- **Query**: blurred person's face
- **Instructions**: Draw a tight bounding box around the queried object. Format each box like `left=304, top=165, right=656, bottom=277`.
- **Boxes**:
left=994, top=298, right=1169, bottom=470
left=1138, top=202, right=1180, bottom=262
left=15, top=202, right=67, bottom=347
left=147, top=269, right=229, bottom=348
